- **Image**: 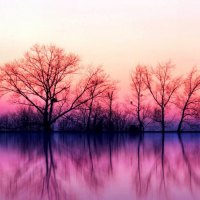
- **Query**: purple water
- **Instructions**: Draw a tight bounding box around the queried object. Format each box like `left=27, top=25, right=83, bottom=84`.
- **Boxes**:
left=0, top=133, right=200, bottom=200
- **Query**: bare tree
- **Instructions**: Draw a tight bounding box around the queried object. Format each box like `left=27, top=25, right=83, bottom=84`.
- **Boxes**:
left=176, top=67, right=200, bottom=132
left=144, top=62, right=181, bottom=132
left=131, top=65, right=149, bottom=132
left=104, top=82, right=118, bottom=132
left=81, top=67, right=113, bottom=131
left=0, top=45, right=108, bottom=133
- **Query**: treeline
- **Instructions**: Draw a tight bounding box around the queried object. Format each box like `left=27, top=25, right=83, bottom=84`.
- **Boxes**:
left=0, top=106, right=131, bottom=132
left=0, top=44, right=200, bottom=133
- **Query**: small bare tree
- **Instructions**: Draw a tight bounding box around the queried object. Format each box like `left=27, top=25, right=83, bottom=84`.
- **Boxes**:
left=105, top=82, right=118, bottom=132
left=81, top=67, right=113, bottom=131
left=131, top=65, right=149, bottom=132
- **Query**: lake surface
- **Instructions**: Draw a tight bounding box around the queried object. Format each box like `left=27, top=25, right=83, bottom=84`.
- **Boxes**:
left=0, top=133, right=200, bottom=200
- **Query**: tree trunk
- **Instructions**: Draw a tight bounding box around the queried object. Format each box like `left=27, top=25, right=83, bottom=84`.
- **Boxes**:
left=137, top=108, right=144, bottom=132
left=43, top=122, right=52, bottom=134
left=139, top=121, right=144, bottom=132
left=86, top=108, right=92, bottom=131
left=161, top=107, right=165, bottom=133
left=177, top=106, right=187, bottom=133
left=108, top=100, right=114, bottom=132
left=137, top=95, right=144, bottom=133
left=177, top=120, right=183, bottom=133
left=86, top=99, right=94, bottom=131
left=43, top=114, right=52, bottom=134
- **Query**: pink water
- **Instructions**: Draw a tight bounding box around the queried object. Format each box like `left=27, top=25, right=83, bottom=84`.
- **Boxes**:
left=0, top=133, right=199, bottom=200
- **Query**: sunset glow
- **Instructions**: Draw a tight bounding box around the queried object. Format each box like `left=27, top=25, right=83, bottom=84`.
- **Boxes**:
left=2, top=2, right=200, bottom=199
left=1, top=0, right=200, bottom=80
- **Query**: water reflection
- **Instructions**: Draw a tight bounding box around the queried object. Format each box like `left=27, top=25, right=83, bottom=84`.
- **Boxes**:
left=0, top=133, right=200, bottom=200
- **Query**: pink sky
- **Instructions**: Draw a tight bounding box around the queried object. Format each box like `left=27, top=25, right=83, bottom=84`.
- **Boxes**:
left=0, top=0, right=200, bottom=111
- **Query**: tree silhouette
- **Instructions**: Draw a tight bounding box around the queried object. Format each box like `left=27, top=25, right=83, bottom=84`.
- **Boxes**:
left=104, top=82, right=117, bottom=132
left=55, top=67, right=114, bottom=132
left=0, top=45, right=110, bottom=133
left=176, top=67, right=200, bottom=132
left=81, top=67, right=113, bottom=131
left=131, top=65, right=150, bottom=132
left=144, top=62, right=181, bottom=132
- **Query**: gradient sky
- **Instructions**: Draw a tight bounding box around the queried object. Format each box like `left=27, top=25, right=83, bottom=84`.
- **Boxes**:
left=1, top=0, right=200, bottom=111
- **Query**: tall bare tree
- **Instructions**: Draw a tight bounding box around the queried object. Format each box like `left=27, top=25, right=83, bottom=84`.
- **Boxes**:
left=176, top=67, right=200, bottom=132
left=0, top=45, right=109, bottom=133
left=144, top=62, right=181, bottom=132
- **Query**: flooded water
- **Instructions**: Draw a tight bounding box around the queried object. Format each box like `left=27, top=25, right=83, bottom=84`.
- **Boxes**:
left=0, top=133, right=200, bottom=200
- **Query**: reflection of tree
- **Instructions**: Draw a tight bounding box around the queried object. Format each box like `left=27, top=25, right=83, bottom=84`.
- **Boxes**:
left=0, top=134, right=70, bottom=200
left=2, top=134, right=200, bottom=199
left=108, top=134, right=113, bottom=174
left=135, top=134, right=143, bottom=195
left=68, top=134, right=116, bottom=192
left=42, top=134, right=59, bottom=200
left=132, top=133, right=200, bottom=200
left=133, top=133, right=168, bottom=199
left=0, top=134, right=120, bottom=199
left=160, top=133, right=167, bottom=197
left=177, top=133, right=200, bottom=192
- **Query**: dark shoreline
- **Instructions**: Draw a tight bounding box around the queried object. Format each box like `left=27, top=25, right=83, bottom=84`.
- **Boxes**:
left=1, top=130, right=200, bottom=134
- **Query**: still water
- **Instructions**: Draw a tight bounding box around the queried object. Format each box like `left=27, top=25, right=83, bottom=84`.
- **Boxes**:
left=0, top=133, right=200, bottom=200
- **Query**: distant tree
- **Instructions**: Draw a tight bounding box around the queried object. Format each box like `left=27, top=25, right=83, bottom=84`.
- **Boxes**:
left=131, top=65, right=150, bottom=132
left=58, top=110, right=83, bottom=132
left=80, top=67, right=113, bottom=131
left=0, top=114, right=11, bottom=131
left=111, top=107, right=132, bottom=132
left=0, top=45, right=106, bottom=133
left=90, top=104, right=105, bottom=132
left=14, top=107, right=41, bottom=131
left=104, top=83, right=118, bottom=132
left=176, top=68, right=200, bottom=132
left=0, top=107, right=41, bottom=131
left=144, top=62, right=181, bottom=132
left=57, top=67, right=114, bottom=132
